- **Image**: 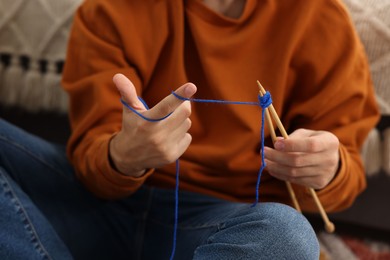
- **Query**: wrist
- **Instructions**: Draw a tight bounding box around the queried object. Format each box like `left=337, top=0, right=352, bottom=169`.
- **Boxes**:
left=108, top=133, right=146, bottom=177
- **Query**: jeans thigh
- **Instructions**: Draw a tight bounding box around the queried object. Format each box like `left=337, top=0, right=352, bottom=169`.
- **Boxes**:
left=0, top=120, right=149, bottom=259
left=0, top=166, right=73, bottom=260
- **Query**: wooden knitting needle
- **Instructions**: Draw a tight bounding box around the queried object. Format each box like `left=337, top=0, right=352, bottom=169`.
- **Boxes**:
left=263, top=104, right=302, bottom=213
left=257, top=81, right=335, bottom=233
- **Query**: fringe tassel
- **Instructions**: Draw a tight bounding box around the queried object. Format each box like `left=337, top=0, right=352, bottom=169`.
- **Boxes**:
left=42, top=61, right=68, bottom=113
left=361, top=128, right=382, bottom=176
left=42, top=61, right=57, bottom=110
left=376, top=95, right=390, bottom=115
left=22, top=59, right=43, bottom=112
left=0, top=57, right=68, bottom=113
left=383, top=128, right=390, bottom=176
left=57, top=82, right=69, bottom=113
left=1, top=56, right=24, bottom=106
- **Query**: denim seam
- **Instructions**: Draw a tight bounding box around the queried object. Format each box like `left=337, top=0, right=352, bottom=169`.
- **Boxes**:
left=0, top=135, right=71, bottom=181
left=0, top=172, right=53, bottom=260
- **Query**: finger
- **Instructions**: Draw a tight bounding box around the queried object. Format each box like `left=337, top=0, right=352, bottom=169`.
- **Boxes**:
left=264, top=146, right=319, bottom=167
left=113, top=73, right=146, bottom=111
left=147, top=83, right=197, bottom=119
left=274, top=129, right=331, bottom=153
left=176, top=133, right=193, bottom=157
left=160, top=100, right=192, bottom=130
left=265, top=160, right=331, bottom=189
left=159, top=132, right=192, bottom=164
left=165, top=118, right=192, bottom=143
left=265, top=156, right=317, bottom=177
left=266, top=144, right=340, bottom=169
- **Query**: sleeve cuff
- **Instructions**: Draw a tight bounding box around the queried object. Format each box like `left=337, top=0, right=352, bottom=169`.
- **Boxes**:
left=93, top=134, right=154, bottom=199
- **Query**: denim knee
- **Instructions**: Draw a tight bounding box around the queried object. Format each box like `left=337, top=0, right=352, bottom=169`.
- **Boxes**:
left=193, top=202, right=319, bottom=260
left=259, top=203, right=320, bottom=259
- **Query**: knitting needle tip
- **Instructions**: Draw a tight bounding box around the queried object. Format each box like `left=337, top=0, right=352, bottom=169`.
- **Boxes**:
left=325, top=221, right=336, bottom=233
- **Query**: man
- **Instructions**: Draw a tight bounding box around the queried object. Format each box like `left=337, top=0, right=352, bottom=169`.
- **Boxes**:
left=0, top=0, right=379, bottom=259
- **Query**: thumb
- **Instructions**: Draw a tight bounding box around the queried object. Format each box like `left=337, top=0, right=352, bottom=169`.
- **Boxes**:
left=113, top=73, right=146, bottom=111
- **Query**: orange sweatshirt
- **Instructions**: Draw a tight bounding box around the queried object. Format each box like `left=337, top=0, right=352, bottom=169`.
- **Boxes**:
left=62, top=0, right=379, bottom=212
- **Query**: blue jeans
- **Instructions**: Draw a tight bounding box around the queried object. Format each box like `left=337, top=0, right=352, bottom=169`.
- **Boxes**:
left=0, top=119, right=319, bottom=260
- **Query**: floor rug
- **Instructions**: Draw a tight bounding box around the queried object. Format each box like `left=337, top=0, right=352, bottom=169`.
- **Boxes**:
left=319, top=232, right=390, bottom=260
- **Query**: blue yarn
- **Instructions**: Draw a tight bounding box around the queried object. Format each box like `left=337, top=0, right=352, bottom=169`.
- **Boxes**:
left=120, top=98, right=172, bottom=122
left=120, top=90, right=272, bottom=259
left=253, top=93, right=272, bottom=207
left=172, top=91, right=260, bottom=106
left=169, top=159, right=180, bottom=260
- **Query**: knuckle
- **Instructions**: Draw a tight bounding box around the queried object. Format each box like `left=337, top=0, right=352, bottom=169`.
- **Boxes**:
left=186, top=133, right=193, bottom=143
left=288, top=168, right=300, bottom=178
left=183, top=102, right=192, bottom=117
left=162, top=152, right=175, bottom=164
left=290, top=154, right=304, bottom=167
left=183, top=133, right=193, bottom=148
left=322, top=152, right=339, bottom=168
left=307, top=139, right=320, bottom=152
left=185, top=118, right=192, bottom=131
left=136, top=120, right=152, bottom=133
left=328, top=131, right=339, bottom=142
left=314, top=178, right=328, bottom=189
left=150, top=135, right=164, bottom=149
left=158, top=146, right=175, bottom=164
left=331, top=136, right=340, bottom=149
left=285, top=174, right=295, bottom=183
left=326, top=156, right=338, bottom=167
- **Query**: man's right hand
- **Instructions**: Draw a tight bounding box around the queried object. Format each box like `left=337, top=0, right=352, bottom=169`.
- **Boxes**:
left=109, top=73, right=197, bottom=177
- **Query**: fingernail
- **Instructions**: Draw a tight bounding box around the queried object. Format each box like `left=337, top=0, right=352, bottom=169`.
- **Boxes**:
left=184, top=83, right=196, bottom=97
left=274, top=141, right=285, bottom=151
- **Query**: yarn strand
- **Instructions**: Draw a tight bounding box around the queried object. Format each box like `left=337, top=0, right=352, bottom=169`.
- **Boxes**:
left=253, top=93, right=272, bottom=206
left=169, top=159, right=180, bottom=260
left=120, top=98, right=172, bottom=122
left=172, top=91, right=260, bottom=106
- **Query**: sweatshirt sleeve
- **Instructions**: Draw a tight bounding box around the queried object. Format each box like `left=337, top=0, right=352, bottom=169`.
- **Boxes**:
left=61, top=1, right=154, bottom=199
left=283, top=1, right=380, bottom=212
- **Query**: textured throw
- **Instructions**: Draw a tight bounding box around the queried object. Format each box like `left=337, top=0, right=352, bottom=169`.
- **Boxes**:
left=343, top=0, right=390, bottom=115
left=0, top=0, right=82, bottom=113
left=343, top=0, right=390, bottom=176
